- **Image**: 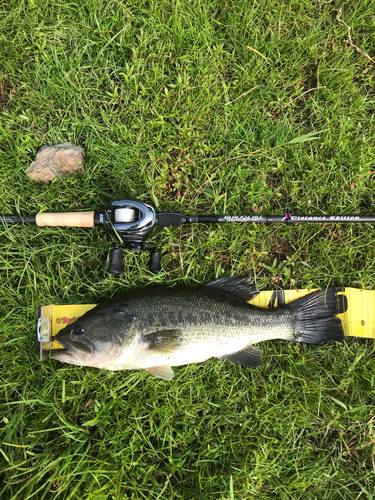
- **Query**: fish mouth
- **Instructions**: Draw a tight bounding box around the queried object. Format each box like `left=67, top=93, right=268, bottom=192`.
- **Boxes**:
left=50, top=348, right=85, bottom=365
left=50, top=337, right=93, bottom=365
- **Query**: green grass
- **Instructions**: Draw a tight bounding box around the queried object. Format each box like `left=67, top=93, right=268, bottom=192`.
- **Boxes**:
left=1, top=0, right=375, bottom=498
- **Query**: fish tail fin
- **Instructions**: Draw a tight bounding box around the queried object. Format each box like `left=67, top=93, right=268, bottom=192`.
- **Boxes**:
left=284, top=287, right=344, bottom=344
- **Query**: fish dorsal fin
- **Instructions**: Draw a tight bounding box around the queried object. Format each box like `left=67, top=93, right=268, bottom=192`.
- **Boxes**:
left=145, top=365, right=174, bottom=380
left=145, top=329, right=182, bottom=353
left=205, top=275, right=259, bottom=302
left=217, top=345, right=263, bottom=368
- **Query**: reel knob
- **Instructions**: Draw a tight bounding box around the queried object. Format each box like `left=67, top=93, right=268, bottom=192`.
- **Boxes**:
left=150, top=250, right=162, bottom=274
left=108, top=245, right=124, bottom=275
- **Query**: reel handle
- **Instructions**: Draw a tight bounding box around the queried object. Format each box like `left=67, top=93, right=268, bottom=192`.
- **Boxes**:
left=108, top=246, right=162, bottom=275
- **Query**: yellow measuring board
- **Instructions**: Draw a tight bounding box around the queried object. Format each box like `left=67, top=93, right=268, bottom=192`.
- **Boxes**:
left=37, top=287, right=374, bottom=360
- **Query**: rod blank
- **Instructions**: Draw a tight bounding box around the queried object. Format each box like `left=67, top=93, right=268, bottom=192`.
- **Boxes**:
left=188, top=214, right=375, bottom=224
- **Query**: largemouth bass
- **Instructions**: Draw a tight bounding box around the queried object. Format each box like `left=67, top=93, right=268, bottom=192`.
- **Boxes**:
left=50, top=276, right=344, bottom=380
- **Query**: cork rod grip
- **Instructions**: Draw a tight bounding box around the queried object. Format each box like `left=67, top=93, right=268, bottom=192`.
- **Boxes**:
left=35, top=211, right=95, bottom=227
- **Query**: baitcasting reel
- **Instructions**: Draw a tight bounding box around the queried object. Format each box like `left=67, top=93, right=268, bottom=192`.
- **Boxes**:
left=102, top=200, right=198, bottom=274
left=105, top=200, right=158, bottom=274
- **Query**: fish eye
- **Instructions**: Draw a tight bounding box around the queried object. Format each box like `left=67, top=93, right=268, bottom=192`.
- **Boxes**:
left=73, top=324, right=85, bottom=335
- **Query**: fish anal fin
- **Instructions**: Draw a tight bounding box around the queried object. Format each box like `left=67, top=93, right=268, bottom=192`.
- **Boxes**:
left=145, top=365, right=174, bottom=380
left=206, top=275, right=259, bottom=302
left=217, top=345, right=263, bottom=368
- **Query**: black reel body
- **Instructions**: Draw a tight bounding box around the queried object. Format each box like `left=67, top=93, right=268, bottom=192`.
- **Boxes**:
left=106, top=200, right=160, bottom=275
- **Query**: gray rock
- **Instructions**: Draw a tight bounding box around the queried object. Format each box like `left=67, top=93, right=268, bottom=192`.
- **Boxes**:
left=26, top=142, right=85, bottom=184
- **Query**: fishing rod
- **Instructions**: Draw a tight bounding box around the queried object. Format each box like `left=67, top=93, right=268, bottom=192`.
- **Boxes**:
left=1, top=200, right=373, bottom=275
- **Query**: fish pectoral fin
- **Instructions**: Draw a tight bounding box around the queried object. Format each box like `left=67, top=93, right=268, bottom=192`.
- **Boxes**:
left=144, top=331, right=180, bottom=380
left=205, top=275, right=259, bottom=302
left=145, top=365, right=175, bottom=380
left=217, top=345, right=263, bottom=368
left=145, top=329, right=182, bottom=351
